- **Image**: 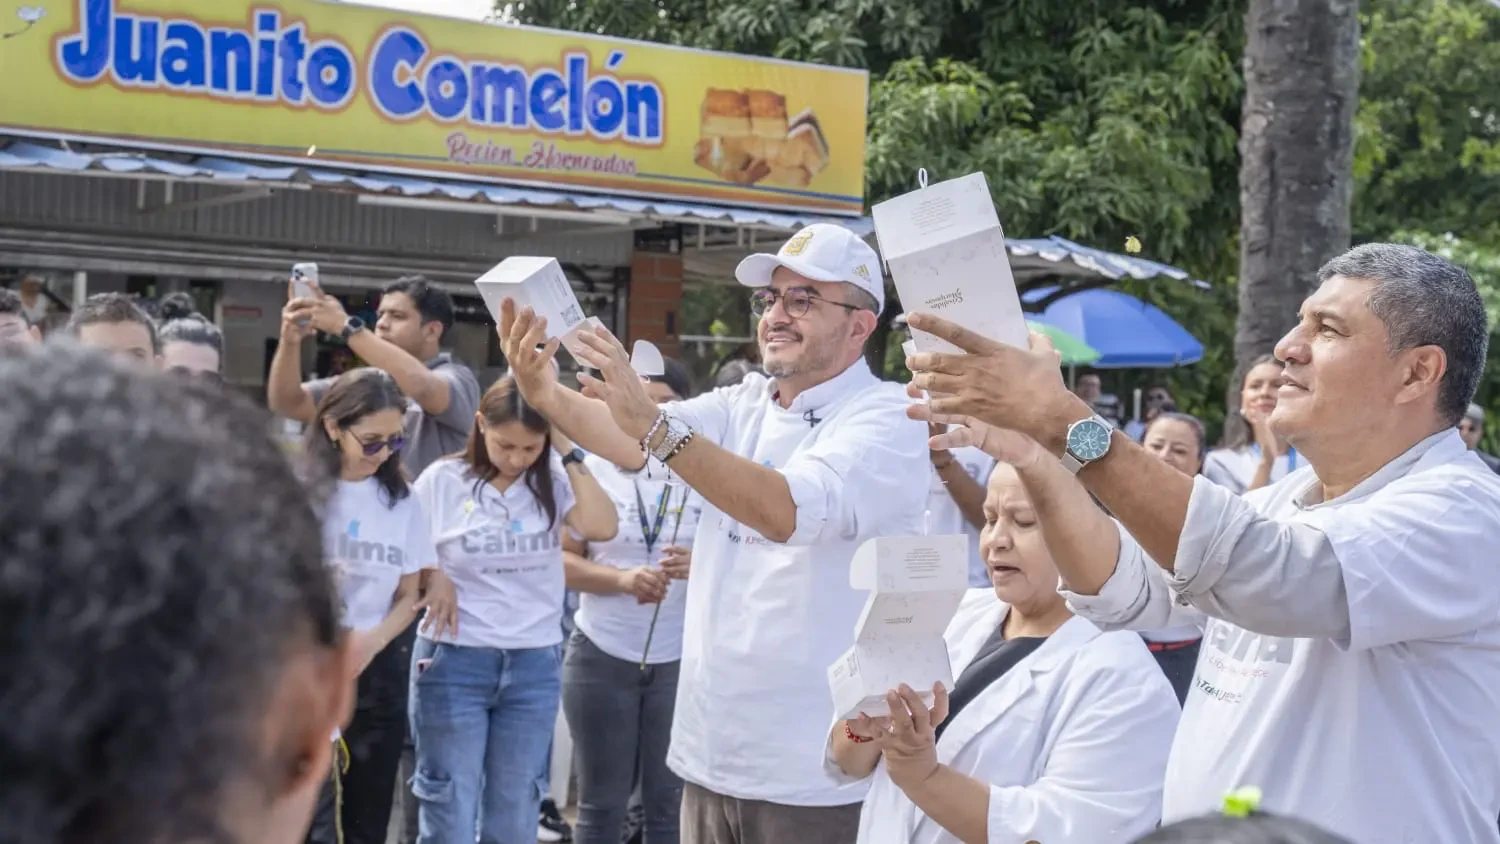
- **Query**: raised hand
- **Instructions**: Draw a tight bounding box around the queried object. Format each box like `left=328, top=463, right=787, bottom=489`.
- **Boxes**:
left=877, top=683, right=951, bottom=792
left=570, top=325, right=662, bottom=441
left=908, top=395, right=1045, bottom=469
left=904, top=316, right=1082, bottom=453
left=497, top=299, right=562, bottom=407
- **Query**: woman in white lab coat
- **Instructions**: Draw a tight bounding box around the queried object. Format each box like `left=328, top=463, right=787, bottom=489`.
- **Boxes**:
left=826, top=463, right=1179, bottom=844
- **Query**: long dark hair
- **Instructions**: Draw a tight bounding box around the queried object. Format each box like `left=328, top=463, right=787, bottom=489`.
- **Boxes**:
left=1220, top=354, right=1284, bottom=450
left=302, top=369, right=410, bottom=506
left=463, top=377, right=558, bottom=528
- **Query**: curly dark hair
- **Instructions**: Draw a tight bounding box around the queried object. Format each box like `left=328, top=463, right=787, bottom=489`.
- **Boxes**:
left=0, top=341, right=339, bottom=844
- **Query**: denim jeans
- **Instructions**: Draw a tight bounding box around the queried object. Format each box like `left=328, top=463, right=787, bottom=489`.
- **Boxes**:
left=562, top=630, right=682, bottom=844
left=409, top=638, right=562, bottom=844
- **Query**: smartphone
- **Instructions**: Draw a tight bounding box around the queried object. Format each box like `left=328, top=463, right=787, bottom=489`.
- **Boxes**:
left=291, top=262, right=319, bottom=300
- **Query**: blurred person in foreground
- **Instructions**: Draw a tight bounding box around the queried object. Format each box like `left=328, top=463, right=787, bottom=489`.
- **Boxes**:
left=0, top=286, right=41, bottom=345
left=66, top=292, right=161, bottom=366
left=499, top=223, right=930, bottom=844
left=904, top=243, right=1500, bottom=841
left=0, top=342, right=355, bottom=844
left=1460, top=403, right=1500, bottom=473
left=826, top=463, right=1178, bottom=843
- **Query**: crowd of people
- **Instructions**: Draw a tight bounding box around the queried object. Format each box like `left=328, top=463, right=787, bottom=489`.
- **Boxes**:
left=3, top=221, right=1500, bottom=844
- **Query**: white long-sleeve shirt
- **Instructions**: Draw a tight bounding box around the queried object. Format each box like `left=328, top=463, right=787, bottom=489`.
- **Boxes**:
left=664, top=360, right=931, bottom=806
left=1064, top=430, right=1500, bottom=842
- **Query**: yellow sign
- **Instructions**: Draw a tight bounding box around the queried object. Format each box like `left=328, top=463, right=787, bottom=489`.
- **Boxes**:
left=0, top=0, right=869, bottom=215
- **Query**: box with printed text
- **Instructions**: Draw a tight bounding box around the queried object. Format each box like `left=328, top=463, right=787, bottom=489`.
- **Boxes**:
left=873, top=172, right=1029, bottom=355
left=828, top=534, right=970, bottom=722
left=475, top=256, right=602, bottom=363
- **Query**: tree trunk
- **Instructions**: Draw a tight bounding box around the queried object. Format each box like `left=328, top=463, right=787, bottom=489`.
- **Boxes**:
left=1232, top=0, right=1360, bottom=423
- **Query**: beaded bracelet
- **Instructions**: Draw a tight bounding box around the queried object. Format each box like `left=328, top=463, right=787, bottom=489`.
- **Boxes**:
left=844, top=722, right=873, bottom=744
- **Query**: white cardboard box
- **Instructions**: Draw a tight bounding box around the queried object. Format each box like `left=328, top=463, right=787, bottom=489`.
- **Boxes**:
left=828, top=534, right=970, bottom=722
left=475, top=256, right=605, bottom=364
left=873, top=172, right=1029, bottom=355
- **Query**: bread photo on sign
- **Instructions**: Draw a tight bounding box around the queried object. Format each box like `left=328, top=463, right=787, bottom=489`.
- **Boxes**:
left=694, top=88, right=830, bottom=189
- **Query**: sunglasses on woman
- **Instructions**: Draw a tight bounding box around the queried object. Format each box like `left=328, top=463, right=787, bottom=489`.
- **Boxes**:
left=357, top=434, right=406, bottom=456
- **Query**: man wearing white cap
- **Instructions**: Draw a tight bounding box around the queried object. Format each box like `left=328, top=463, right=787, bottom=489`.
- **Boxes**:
left=497, top=223, right=929, bottom=844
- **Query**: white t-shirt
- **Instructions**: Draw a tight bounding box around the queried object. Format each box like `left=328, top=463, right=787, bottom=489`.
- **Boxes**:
left=413, top=456, right=576, bottom=650
left=573, top=455, right=703, bottom=664
left=1066, top=431, right=1500, bottom=841
left=924, top=446, right=996, bottom=587
left=663, top=360, right=931, bottom=806
left=322, top=478, right=434, bottom=632
left=1202, top=446, right=1298, bottom=495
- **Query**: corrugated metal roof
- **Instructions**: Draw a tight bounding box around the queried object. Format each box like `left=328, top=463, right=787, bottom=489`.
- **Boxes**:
left=0, top=138, right=873, bottom=235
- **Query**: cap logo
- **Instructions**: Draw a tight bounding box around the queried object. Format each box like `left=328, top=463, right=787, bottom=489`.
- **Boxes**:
left=782, top=230, right=814, bottom=257
left=853, top=264, right=871, bottom=282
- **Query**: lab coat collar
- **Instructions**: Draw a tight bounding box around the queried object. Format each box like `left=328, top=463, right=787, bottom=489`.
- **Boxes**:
left=937, top=611, right=1101, bottom=762
left=767, top=358, right=877, bottom=416
left=1293, top=428, right=1465, bottom=510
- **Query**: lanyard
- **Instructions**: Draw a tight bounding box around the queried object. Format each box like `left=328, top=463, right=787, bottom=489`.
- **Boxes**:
left=633, top=481, right=673, bottom=557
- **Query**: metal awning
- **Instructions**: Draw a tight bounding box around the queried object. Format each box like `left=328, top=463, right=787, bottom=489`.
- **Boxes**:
left=0, top=137, right=872, bottom=235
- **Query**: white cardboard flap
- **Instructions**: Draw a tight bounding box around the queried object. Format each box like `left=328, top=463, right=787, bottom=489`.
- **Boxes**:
left=630, top=339, right=665, bottom=376
left=849, top=534, right=970, bottom=592
left=873, top=172, right=1029, bottom=355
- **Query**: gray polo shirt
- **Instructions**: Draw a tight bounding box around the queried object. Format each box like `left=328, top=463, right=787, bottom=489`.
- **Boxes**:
left=306, top=352, right=480, bottom=476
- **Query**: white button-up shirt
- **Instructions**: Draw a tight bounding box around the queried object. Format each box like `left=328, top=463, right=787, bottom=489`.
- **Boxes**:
left=1065, top=430, right=1500, bottom=842
left=663, top=359, right=930, bottom=806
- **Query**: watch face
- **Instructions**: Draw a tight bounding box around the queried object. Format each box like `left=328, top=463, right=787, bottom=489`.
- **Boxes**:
left=1067, top=419, right=1113, bottom=462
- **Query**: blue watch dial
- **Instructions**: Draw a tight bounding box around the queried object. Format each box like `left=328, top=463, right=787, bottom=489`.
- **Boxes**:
left=1067, top=419, right=1113, bottom=462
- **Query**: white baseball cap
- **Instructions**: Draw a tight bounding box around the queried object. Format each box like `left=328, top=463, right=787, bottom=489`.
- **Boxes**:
left=734, top=223, right=884, bottom=312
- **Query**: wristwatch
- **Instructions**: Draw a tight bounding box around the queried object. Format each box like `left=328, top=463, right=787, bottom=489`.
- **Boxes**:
left=340, top=315, right=366, bottom=340
left=561, top=447, right=585, bottom=467
left=648, top=415, right=696, bottom=463
left=1061, top=414, right=1115, bottom=474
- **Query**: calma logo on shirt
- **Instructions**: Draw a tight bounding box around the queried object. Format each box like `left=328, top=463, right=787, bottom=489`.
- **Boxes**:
left=459, top=525, right=560, bottom=555
left=334, top=520, right=409, bottom=566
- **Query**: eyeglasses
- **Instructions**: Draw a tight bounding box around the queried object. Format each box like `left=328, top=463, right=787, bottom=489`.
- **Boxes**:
left=357, top=435, right=406, bottom=456
left=749, top=287, right=861, bottom=319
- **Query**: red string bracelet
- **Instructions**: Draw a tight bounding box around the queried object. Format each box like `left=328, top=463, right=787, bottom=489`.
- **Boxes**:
left=844, top=722, right=873, bottom=744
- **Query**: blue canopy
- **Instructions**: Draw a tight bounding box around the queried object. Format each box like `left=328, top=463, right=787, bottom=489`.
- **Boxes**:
left=1023, top=286, right=1203, bottom=368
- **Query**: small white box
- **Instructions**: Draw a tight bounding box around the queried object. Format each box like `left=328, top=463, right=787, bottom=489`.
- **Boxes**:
left=476, top=257, right=607, bottom=364
left=873, top=172, right=1029, bottom=355
left=828, top=534, right=970, bottom=722
left=475, top=256, right=587, bottom=336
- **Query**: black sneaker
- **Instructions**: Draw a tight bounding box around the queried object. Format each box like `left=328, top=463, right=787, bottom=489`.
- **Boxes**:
left=538, top=798, right=572, bottom=843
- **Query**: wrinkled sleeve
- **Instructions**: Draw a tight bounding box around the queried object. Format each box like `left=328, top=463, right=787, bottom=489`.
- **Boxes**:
left=666, top=379, right=749, bottom=448
left=1060, top=521, right=1204, bottom=632
left=432, top=365, right=480, bottom=431
left=1166, top=474, right=1352, bottom=641
left=986, top=643, right=1178, bottom=843
left=778, top=388, right=928, bottom=547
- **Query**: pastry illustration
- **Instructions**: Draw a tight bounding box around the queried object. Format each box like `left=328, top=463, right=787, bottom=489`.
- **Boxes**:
left=694, top=89, right=830, bottom=190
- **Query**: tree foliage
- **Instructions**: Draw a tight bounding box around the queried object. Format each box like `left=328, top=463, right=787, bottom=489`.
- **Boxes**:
left=506, top=0, right=1500, bottom=429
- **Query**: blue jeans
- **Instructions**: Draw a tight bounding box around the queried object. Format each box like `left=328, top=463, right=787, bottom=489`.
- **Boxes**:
left=409, top=638, right=562, bottom=844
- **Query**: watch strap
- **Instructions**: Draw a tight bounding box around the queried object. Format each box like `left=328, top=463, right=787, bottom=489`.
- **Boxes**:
left=561, top=448, right=585, bottom=466
left=1062, top=414, right=1114, bottom=475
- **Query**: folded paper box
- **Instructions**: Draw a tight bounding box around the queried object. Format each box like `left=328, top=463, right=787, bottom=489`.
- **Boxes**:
left=873, top=172, right=1029, bottom=355
left=828, top=534, right=970, bottom=722
left=474, top=256, right=602, bottom=364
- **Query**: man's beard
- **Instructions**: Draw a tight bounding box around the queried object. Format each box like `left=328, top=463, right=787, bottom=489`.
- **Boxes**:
left=761, top=329, right=839, bottom=380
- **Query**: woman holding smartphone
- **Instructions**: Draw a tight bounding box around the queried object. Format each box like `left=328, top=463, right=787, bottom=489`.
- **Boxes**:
left=411, top=377, right=618, bottom=844
left=302, top=369, right=455, bottom=844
